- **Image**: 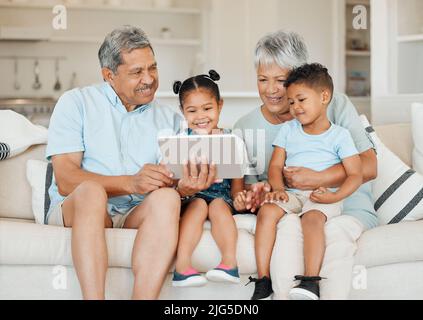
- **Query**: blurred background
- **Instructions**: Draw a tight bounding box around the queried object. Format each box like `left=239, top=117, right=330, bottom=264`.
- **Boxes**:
left=0, top=0, right=422, bottom=127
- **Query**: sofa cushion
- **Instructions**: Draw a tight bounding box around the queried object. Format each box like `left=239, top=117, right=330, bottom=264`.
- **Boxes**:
left=354, top=220, right=423, bottom=268
left=0, top=219, right=257, bottom=274
left=412, top=103, right=423, bottom=175
left=374, top=123, right=412, bottom=167
left=0, top=145, right=45, bottom=220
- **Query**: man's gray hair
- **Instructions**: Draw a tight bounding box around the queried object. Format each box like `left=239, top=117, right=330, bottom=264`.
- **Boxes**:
left=254, top=30, right=309, bottom=70
left=98, top=25, right=153, bottom=74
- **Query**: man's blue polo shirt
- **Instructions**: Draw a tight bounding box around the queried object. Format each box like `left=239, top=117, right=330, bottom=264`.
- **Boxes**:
left=46, top=82, right=183, bottom=220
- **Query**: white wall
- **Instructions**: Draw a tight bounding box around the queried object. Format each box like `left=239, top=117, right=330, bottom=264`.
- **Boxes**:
left=206, top=0, right=339, bottom=93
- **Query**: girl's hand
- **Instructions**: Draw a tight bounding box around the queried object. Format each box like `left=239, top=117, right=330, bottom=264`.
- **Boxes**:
left=310, top=187, right=340, bottom=204
left=233, top=190, right=249, bottom=212
left=262, top=189, right=289, bottom=205
left=177, top=160, right=217, bottom=197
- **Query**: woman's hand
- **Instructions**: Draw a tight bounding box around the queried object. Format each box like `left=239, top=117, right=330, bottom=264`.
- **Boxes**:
left=176, top=159, right=217, bottom=198
left=310, top=187, right=340, bottom=204
left=283, top=167, right=322, bottom=190
left=262, top=189, right=289, bottom=205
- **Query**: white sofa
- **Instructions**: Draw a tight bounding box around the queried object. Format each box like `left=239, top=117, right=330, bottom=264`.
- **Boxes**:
left=0, top=123, right=422, bottom=300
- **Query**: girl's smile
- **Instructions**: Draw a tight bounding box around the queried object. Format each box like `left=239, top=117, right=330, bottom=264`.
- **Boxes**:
left=182, top=89, right=223, bottom=135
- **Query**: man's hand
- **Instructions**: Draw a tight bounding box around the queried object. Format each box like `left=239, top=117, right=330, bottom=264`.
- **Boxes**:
left=310, top=187, right=340, bottom=204
left=283, top=167, right=322, bottom=190
left=245, top=181, right=271, bottom=213
left=177, top=160, right=217, bottom=198
left=129, top=164, right=174, bottom=195
left=262, top=189, right=289, bottom=205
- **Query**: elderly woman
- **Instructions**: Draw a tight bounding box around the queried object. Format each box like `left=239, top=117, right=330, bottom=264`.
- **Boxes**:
left=234, top=30, right=377, bottom=300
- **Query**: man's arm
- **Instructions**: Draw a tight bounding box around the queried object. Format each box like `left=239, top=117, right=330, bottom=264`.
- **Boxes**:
left=52, top=152, right=174, bottom=197
left=284, top=148, right=377, bottom=190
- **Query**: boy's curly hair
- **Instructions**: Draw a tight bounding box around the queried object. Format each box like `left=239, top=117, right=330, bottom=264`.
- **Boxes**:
left=284, top=63, right=334, bottom=98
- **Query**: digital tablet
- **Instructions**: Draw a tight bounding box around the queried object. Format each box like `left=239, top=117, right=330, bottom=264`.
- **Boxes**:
left=158, top=134, right=255, bottom=180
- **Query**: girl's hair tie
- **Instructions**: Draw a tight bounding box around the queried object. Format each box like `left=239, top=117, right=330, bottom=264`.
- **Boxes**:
left=208, top=70, right=220, bottom=82
left=173, top=81, right=182, bottom=94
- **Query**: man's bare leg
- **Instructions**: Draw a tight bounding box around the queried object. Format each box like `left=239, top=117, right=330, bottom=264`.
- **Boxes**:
left=62, top=181, right=112, bottom=300
left=123, top=188, right=180, bottom=300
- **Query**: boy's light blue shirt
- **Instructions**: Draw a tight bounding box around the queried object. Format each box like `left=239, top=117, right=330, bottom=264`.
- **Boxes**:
left=273, top=119, right=358, bottom=173
left=46, top=82, right=183, bottom=219
left=234, top=92, right=378, bottom=230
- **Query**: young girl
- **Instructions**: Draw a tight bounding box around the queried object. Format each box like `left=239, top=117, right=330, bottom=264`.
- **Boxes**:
left=171, top=70, right=245, bottom=287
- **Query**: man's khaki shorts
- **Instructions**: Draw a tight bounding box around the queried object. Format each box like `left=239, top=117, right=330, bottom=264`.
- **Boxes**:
left=47, top=200, right=136, bottom=229
left=272, top=190, right=342, bottom=220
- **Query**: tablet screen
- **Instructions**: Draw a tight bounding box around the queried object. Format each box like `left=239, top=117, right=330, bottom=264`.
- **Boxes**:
left=158, top=134, right=249, bottom=179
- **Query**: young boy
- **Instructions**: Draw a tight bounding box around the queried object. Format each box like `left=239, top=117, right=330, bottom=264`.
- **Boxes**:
left=263, top=63, right=363, bottom=300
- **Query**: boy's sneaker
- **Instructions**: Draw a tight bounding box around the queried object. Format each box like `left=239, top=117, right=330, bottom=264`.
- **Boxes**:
left=172, top=268, right=207, bottom=287
left=288, top=275, right=323, bottom=300
left=246, top=276, right=273, bottom=300
left=205, top=264, right=240, bottom=284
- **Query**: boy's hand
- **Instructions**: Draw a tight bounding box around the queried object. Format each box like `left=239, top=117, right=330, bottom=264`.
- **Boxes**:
left=310, top=187, right=339, bottom=204
left=262, top=189, right=289, bottom=205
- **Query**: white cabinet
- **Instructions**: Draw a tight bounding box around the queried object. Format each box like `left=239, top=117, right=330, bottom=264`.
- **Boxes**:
left=0, top=0, right=206, bottom=98
left=345, top=0, right=371, bottom=98
left=372, top=0, right=423, bottom=95
left=334, top=0, right=372, bottom=119
left=395, top=0, right=423, bottom=94
left=370, top=0, right=423, bottom=125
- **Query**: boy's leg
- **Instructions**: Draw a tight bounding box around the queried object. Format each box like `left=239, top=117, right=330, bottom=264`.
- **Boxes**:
left=174, top=198, right=208, bottom=273
left=255, top=203, right=286, bottom=278
left=208, top=199, right=238, bottom=268
left=301, top=210, right=327, bottom=276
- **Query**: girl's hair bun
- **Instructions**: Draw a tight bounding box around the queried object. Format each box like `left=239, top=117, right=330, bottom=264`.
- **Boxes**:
left=173, top=81, right=182, bottom=94
left=208, top=70, right=220, bottom=82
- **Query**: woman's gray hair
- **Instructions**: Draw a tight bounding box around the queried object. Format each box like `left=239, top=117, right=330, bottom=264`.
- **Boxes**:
left=98, top=25, right=153, bottom=74
left=254, top=30, right=309, bottom=70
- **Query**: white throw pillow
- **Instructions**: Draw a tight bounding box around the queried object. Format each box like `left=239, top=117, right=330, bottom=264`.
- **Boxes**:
left=0, top=110, right=47, bottom=161
left=361, top=115, right=423, bottom=225
left=26, top=160, right=53, bottom=224
left=412, top=103, right=423, bottom=175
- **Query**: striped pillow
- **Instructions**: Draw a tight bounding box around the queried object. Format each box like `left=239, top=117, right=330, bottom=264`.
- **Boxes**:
left=26, top=160, right=53, bottom=224
left=0, top=142, right=10, bottom=161
left=361, top=116, right=423, bottom=225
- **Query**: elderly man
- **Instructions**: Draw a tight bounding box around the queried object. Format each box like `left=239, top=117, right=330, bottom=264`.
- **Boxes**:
left=46, top=26, right=216, bottom=300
